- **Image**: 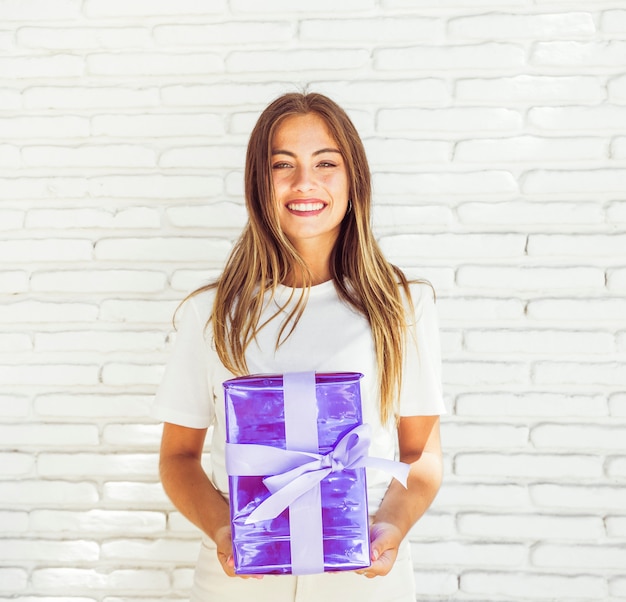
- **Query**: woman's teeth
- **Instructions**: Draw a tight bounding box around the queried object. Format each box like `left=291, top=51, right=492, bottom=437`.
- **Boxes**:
left=288, top=202, right=324, bottom=212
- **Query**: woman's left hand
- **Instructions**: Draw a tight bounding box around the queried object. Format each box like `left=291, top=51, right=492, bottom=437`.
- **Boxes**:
left=355, top=521, right=403, bottom=578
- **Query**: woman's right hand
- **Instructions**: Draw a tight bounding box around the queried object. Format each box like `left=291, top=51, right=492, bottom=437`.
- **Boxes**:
left=214, top=524, right=264, bottom=580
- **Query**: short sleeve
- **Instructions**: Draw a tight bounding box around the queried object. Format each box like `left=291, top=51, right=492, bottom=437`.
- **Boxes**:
left=399, top=283, right=447, bottom=417
left=151, top=294, right=215, bottom=428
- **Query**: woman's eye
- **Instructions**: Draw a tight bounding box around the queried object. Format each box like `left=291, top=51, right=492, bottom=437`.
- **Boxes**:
left=272, top=162, right=291, bottom=169
left=318, top=161, right=336, bottom=168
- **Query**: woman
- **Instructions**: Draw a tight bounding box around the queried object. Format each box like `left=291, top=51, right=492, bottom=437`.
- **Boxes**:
left=153, top=92, right=445, bottom=601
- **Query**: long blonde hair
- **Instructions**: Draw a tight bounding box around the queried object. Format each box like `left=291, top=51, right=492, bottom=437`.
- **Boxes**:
left=190, top=92, right=414, bottom=424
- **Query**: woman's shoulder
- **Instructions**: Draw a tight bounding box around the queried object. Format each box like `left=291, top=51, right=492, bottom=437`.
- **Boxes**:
left=178, top=285, right=217, bottom=324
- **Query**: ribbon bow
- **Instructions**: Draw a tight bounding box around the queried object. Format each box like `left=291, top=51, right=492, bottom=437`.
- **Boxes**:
left=225, top=423, right=410, bottom=524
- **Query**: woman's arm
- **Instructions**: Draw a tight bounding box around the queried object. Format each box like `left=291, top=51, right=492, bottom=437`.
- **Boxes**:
left=159, top=422, right=261, bottom=579
left=357, top=414, right=443, bottom=578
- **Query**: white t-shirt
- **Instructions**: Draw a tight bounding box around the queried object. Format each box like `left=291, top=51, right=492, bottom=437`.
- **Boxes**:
left=152, top=280, right=445, bottom=514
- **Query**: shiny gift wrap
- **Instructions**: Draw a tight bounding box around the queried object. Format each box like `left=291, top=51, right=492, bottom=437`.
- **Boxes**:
left=223, top=371, right=373, bottom=575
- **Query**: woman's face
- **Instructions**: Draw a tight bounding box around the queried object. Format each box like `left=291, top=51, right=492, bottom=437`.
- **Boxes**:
left=270, top=112, right=349, bottom=255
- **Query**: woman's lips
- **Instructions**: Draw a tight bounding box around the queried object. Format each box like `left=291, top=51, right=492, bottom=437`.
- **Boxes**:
left=286, top=200, right=326, bottom=214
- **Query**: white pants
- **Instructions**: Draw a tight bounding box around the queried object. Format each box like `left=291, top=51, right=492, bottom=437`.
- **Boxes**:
left=191, top=537, right=416, bottom=602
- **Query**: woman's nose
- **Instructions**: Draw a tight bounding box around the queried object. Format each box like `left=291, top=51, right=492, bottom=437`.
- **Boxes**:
left=292, top=165, right=314, bottom=192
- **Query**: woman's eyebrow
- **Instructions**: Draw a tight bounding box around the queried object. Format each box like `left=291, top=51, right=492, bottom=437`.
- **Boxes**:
left=271, top=147, right=342, bottom=156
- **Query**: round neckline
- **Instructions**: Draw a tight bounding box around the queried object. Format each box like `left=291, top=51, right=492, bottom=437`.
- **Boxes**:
left=275, top=279, right=336, bottom=295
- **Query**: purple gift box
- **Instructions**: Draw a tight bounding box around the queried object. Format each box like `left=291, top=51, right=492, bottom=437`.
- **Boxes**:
left=223, top=371, right=372, bottom=575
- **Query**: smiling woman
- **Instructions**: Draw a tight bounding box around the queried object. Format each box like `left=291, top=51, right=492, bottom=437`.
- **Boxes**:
left=152, top=92, right=445, bottom=602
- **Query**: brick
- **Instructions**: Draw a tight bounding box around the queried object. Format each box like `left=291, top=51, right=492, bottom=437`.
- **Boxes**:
left=35, top=330, right=165, bottom=353
left=159, top=145, right=245, bottom=168
left=26, top=207, right=160, bottom=229
left=23, top=145, right=156, bottom=168
left=95, top=237, right=232, bottom=262
left=91, top=113, right=224, bottom=137
left=606, top=516, right=626, bottom=537
left=376, top=171, right=517, bottom=197
left=457, top=266, right=604, bottom=292
left=0, top=271, right=28, bottom=294
left=457, top=200, right=603, bottom=226
left=0, top=424, right=98, bottom=447
left=170, top=268, right=221, bottom=292
left=410, top=541, right=525, bottom=567
left=612, top=136, right=626, bottom=159
left=531, top=483, right=626, bottom=510
left=102, top=424, right=161, bottom=447
left=0, top=301, right=98, bottom=323
left=413, top=571, right=458, bottom=596
left=0, top=208, right=23, bottom=229
left=607, top=456, right=626, bottom=478
left=172, top=568, right=194, bottom=590
left=378, top=107, right=522, bottom=134
left=167, top=512, right=198, bottom=533
left=0, top=333, right=31, bottom=352
left=445, top=361, right=528, bottom=386
left=30, top=510, right=165, bottom=534
left=461, top=571, right=606, bottom=599
left=100, top=363, right=163, bottom=386
left=161, top=82, right=287, bottom=107
left=609, top=74, right=626, bottom=101
left=30, top=270, right=166, bottom=293
left=441, top=422, right=528, bottom=449
left=166, top=203, right=247, bottom=229
left=101, top=538, right=199, bottom=563
left=465, top=329, right=613, bottom=355
left=533, top=543, right=626, bottom=569
left=376, top=42, right=524, bottom=71
left=0, top=539, right=99, bottom=561
left=88, top=52, right=223, bottom=76
left=458, top=512, right=604, bottom=540
left=17, top=27, right=151, bottom=49
left=529, top=105, right=626, bottom=131
left=528, top=299, right=626, bottom=323
left=437, top=297, right=524, bottom=323
left=301, top=17, right=443, bottom=42
left=365, top=138, right=451, bottom=166
left=0, top=88, right=20, bottom=109
left=607, top=200, right=626, bottom=222
left=528, top=233, right=626, bottom=257
left=0, top=55, right=83, bottom=78
left=380, top=233, right=524, bottom=260
left=0, top=395, right=30, bottom=418
left=0, top=511, right=28, bottom=533
left=0, top=452, right=35, bottom=476
left=0, top=144, right=20, bottom=168
left=0, top=177, right=89, bottom=199
left=612, top=577, right=626, bottom=597
left=32, top=568, right=169, bottom=590
left=99, top=300, right=176, bottom=324
left=525, top=168, right=626, bottom=194
left=449, top=12, right=594, bottom=39
left=38, top=453, right=158, bottom=478
left=532, top=40, right=626, bottom=67
left=226, top=49, right=370, bottom=72
left=601, top=9, right=626, bottom=33
left=455, top=453, right=602, bottom=479
left=456, top=74, right=605, bottom=104
left=0, top=567, right=28, bottom=591
left=0, top=0, right=80, bottom=19
left=532, top=424, right=626, bottom=451
left=0, top=480, right=98, bottom=505
left=0, top=239, right=92, bottom=262
left=231, top=0, right=374, bottom=11
left=455, top=135, right=606, bottom=163
left=91, top=174, right=223, bottom=199
left=23, top=86, right=159, bottom=109
left=456, top=393, right=608, bottom=418
left=35, top=394, right=152, bottom=419
left=372, top=204, right=453, bottom=233
left=610, top=394, right=626, bottom=417
left=84, top=0, right=227, bottom=16
left=534, top=361, right=624, bottom=386
left=102, top=482, right=168, bottom=506
left=0, top=116, right=89, bottom=138
left=225, top=170, right=244, bottom=196
left=155, top=21, right=293, bottom=45
left=433, top=482, right=529, bottom=511
left=0, top=364, right=99, bottom=386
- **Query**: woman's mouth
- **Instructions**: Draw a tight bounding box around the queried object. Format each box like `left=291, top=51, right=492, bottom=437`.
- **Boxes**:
left=286, top=201, right=326, bottom=213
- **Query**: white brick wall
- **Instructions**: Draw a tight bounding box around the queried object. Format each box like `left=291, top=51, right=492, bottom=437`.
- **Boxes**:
left=0, top=1, right=624, bottom=600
